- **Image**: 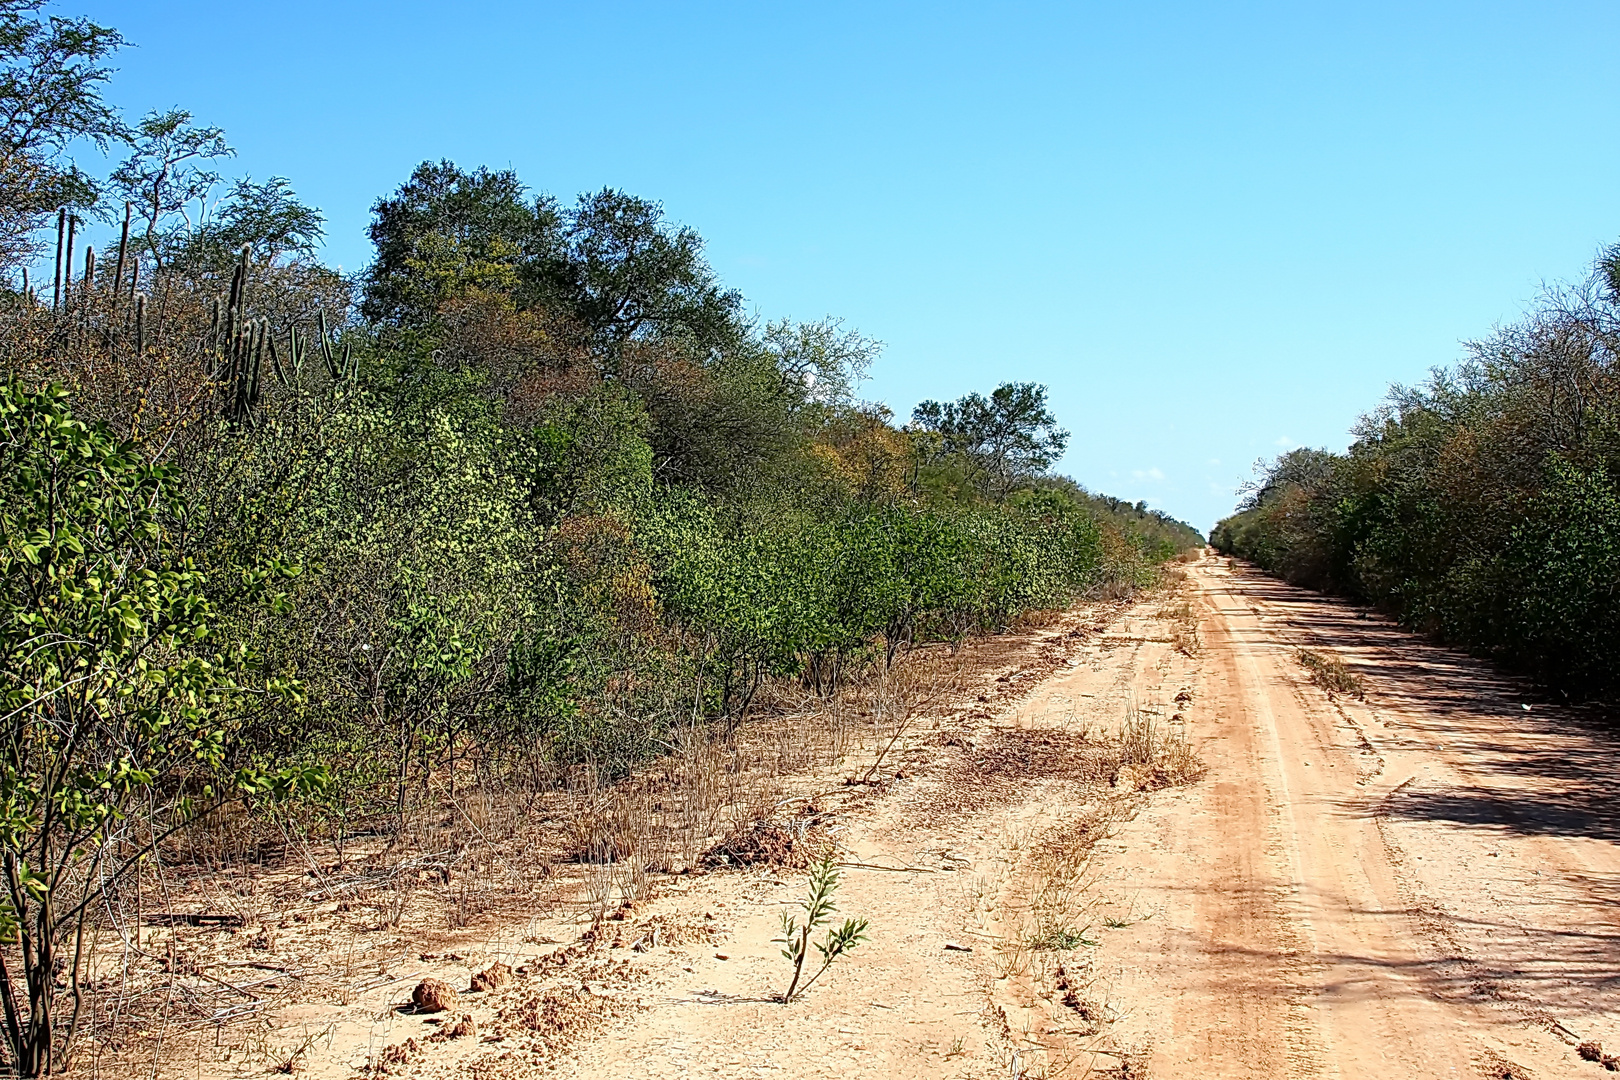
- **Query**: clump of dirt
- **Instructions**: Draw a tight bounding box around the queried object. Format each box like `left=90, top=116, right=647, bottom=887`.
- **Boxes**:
left=411, top=977, right=458, bottom=1013
left=1577, top=1040, right=1620, bottom=1070
left=428, top=1013, right=477, bottom=1041
left=374, top=1037, right=419, bottom=1074
left=497, top=986, right=626, bottom=1055
left=470, top=961, right=514, bottom=992
left=703, top=821, right=830, bottom=868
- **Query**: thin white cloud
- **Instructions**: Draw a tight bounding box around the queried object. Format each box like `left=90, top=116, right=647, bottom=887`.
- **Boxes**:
left=1274, top=435, right=1297, bottom=448
left=1131, top=467, right=1166, bottom=482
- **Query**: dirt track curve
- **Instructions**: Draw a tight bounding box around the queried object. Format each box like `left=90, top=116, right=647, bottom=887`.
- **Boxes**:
left=178, top=555, right=1620, bottom=1080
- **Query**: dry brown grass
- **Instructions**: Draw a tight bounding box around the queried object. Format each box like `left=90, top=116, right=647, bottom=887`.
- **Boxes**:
left=1153, top=569, right=1202, bottom=657
left=1114, top=704, right=1204, bottom=790
left=1297, top=648, right=1366, bottom=700
left=80, top=599, right=1127, bottom=1076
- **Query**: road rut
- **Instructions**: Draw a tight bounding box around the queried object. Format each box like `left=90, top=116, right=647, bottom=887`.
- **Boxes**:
left=1083, top=558, right=1620, bottom=1078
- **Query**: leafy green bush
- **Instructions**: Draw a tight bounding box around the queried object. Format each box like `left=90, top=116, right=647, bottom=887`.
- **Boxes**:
left=0, top=383, right=316, bottom=1073
left=1213, top=245, right=1620, bottom=696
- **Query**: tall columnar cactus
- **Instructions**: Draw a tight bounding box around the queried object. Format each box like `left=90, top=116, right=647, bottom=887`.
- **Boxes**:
left=62, top=215, right=75, bottom=309
left=51, top=208, right=65, bottom=309
left=110, top=202, right=130, bottom=319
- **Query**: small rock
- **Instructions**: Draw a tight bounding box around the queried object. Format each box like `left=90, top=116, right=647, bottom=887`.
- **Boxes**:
left=1580, top=1042, right=1604, bottom=1063
left=714, top=953, right=729, bottom=960
left=944, top=941, right=973, bottom=952
left=411, top=978, right=458, bottom=1013
left=470, top=962, right=513, bottom=993
left=445, top=1014, right=476, bottom=1039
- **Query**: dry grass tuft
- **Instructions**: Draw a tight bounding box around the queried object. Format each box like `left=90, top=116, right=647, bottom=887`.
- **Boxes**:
left=1113, top=705, right=1204, bottom=791
left=1167, top=600, right=1200, bottom=656
left=1296, top=648, right=1366, bottom=700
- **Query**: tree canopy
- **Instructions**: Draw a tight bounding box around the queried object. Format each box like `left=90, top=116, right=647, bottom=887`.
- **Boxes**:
left=911, top=381, right=1071, bottom=500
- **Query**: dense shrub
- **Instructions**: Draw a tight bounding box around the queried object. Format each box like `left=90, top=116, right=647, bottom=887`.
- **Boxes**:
left=0, top=5, right=1204, bottom=1066
left=1213, top=246, right=1620, bottom=695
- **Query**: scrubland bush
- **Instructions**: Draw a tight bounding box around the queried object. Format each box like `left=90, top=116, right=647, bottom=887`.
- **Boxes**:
left=1214, top=245, right=1620, bottom=696
left=0, top=15, right=1201, bottom=1058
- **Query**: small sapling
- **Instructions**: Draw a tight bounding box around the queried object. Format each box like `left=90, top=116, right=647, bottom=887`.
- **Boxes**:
left=775, top=855, right=869, bottom=1002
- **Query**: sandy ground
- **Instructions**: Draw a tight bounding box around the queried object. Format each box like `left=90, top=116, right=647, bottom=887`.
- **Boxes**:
left=1087, top=556, right=1620, bottom=1079
left=139, top=555, right=1620, bottom=1079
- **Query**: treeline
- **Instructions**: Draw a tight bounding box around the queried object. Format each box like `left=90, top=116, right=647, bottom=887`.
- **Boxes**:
left=1213, top=245, right=1620, bottom=696
left=0, top=5, right=1202, bottom=1069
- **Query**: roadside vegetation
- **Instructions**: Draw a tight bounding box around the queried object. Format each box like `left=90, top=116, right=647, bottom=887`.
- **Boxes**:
left=0, top=1, right=1202, bottom=1072
left=1214, top=244, right=1620, bottom=698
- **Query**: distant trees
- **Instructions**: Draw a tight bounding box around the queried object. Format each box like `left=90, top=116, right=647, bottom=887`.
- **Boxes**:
left=1213, top=245, right=1620, bottom=695
left=911, top=381, right=1070, bottom=500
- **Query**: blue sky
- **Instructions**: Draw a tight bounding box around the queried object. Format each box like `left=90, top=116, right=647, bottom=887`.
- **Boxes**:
left=80, top=1, right=1620, bottom=530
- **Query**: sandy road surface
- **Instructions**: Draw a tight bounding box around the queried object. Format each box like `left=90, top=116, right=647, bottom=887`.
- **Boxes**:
left=179, top=557, right=1620, bottom=1079
left=1080, top=557, right=1619, bottom=1079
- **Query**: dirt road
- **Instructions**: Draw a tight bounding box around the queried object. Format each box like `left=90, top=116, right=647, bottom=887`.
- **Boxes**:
left=181, top=557, right=1620, bottom=1079
left=1082, top=557, right=1620, bottom=1079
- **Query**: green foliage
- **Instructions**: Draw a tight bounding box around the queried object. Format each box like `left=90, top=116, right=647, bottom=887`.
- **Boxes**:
left=912, top=381, right=1070, bottom=500
left=0, top=382, right=314, bottom=1074
left=108, top=109, right=233, bottom=270
left=361, top=160, right=553, bottom=327
left=0, top=132, right=1204, bottom=1066
left=1213, top=247, right=1620, bottom=695
left=361, top=161, right=746, bottom=363
left=775, top=855, right=868, bottom=1003
left=172, top=176, right=325, bottom=272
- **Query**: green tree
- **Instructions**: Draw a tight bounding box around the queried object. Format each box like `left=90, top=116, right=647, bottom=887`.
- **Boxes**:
left=0, top=0, right=125, bottom=275
left=545, top=187, right=744, bottom=361
left=0, top=383, right=313, bottom=1075
left=911, top=381, right=1070, bottom=500
left=107, top=108, right=233, bottom=271
left=172, top=175, right=325, bottom=272
left=361, top=160, right=557, bottom=327
left=362, top=163, right=748, bottom=364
